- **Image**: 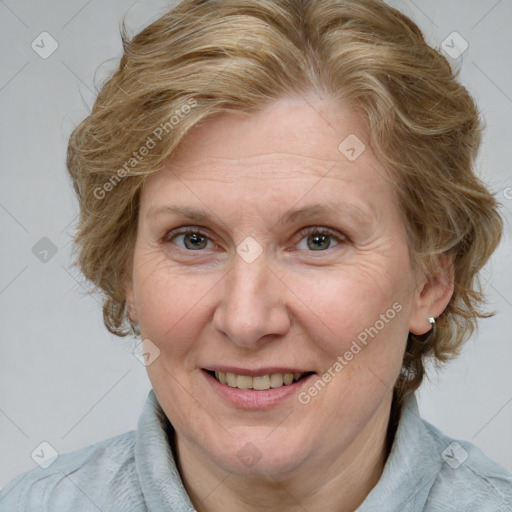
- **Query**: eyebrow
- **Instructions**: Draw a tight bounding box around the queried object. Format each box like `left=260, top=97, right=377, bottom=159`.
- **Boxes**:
left=146, top=202, right=374, bottom=226
left=279, top=202, right=373, bottom=227
left=147, top=205, right=212, bottom=221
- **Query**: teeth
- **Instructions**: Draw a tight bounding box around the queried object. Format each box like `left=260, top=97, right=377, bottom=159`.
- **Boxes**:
left=270, top=373, right=284, bottom=388
left=213, top=371, right=305, bottom=390
left=253, top=375, right=270, bottom=390
left=236, top=375, right=253, bottom=390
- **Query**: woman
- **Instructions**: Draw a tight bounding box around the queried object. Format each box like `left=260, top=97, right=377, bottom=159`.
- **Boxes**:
left=2, top=0, right=511, bottom=510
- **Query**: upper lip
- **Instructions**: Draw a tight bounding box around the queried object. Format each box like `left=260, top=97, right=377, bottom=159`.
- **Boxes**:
left=203, top=366, right=314, bottom=377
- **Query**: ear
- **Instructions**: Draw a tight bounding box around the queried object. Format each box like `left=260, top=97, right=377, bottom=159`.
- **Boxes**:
left=408, top=256, right=454, bottom=335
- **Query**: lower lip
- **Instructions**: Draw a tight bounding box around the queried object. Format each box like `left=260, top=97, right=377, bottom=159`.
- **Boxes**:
left=202, top=370, right=315, bottom=410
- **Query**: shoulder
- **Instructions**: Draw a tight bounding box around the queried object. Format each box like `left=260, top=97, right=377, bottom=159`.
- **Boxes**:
left=422, top=420, right=512, bottom=511
left=0, top=431, right=145, bottom=512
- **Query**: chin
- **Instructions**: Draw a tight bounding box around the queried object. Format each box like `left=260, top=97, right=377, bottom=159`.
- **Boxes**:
left=200, top=425, right=317, bottom=478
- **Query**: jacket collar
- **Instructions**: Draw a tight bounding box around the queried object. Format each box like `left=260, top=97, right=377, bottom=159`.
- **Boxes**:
left=135, top=390, right=196, bottom=511
left=356, top=392, right=443, bottom=511
left=135, top=389, right=441, bottom=511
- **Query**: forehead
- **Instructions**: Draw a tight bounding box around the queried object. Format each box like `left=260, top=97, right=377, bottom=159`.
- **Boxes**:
left=169, top=93, right=366, bottom=166
left=141, top=94, right=394, bottom=217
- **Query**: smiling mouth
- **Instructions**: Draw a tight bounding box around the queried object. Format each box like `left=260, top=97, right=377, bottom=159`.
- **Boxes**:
left=208, top=370, right=314, bottom=390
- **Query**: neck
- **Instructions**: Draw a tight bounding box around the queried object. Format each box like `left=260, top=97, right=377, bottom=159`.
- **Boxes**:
left=173, top=394, right=395, bottom=512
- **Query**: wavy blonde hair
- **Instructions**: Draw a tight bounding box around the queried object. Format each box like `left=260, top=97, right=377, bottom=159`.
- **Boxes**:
left=67, top=0, right=503, bottom=406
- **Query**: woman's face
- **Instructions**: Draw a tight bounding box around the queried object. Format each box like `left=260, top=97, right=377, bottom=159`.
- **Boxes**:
left=126, top=94, right=437, bottom=479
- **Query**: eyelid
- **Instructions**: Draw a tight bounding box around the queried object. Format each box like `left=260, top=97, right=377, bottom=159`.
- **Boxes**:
left=296, top=226, right=346, bottom=243
left=162, top=225, right=346, bottom=249
left=163, top=226, right=213, bottom=245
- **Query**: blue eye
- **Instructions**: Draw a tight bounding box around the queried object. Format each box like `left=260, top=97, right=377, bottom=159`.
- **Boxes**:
left=169, top=229, right=213, bottom=250
left=297, top=229, right=344, bottom=251
left=165, top=227, right=344, bottom=253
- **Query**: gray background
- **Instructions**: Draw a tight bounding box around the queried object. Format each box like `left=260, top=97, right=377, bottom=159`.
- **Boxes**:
left=1, top=0, right=511, bottom=489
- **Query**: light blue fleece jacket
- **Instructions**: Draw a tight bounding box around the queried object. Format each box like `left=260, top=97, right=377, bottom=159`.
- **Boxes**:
left=1, top=390, right=511, bottom=511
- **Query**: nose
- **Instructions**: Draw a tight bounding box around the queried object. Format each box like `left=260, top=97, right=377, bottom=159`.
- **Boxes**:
left=212, top=255, right=291, bottom=349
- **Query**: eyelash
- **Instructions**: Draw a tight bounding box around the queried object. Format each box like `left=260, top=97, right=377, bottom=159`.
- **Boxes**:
left=163, top=226, right=345, bottom=250
left=163, top=227, right=211, bottom=245
left=299, top=226, right=345, bottom=243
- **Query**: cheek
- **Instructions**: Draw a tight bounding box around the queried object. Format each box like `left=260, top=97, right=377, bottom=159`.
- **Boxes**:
left=133, top=255, right=220, bottom=355
left=286, top=255, right=412, bottom=370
